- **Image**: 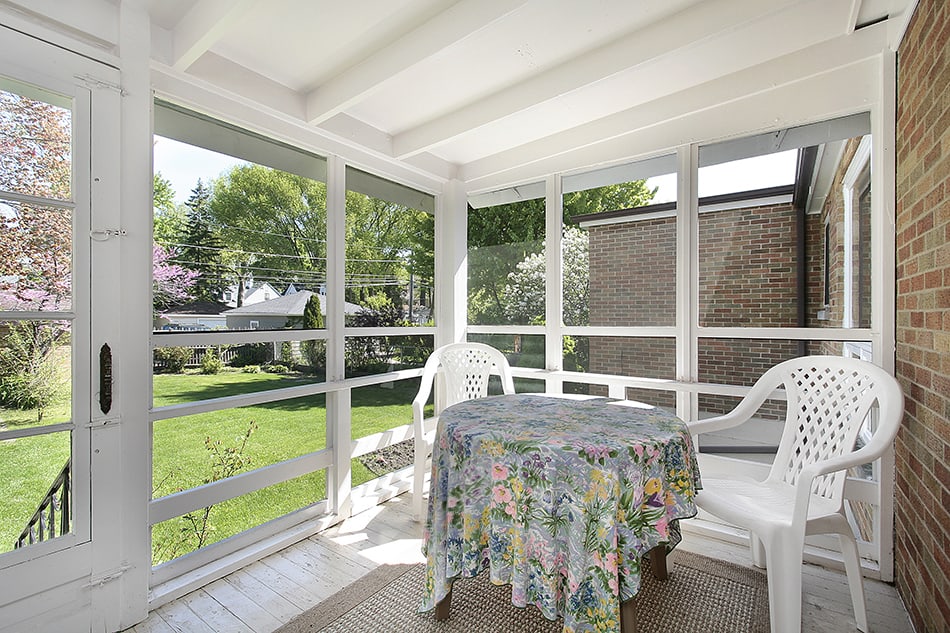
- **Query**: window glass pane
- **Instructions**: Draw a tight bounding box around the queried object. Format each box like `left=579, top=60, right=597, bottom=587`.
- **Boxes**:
left=152, top=341, right=327, bottom=406
left=153, top=108, right=328, bottom=336
left=564, top=155, right=676, bottom=326
left=566, top=335, right=676, bottom=407
left=0, top=200, right=72, bottom=313
left=350, top=380, right=418, bottom=442
left=696, top=338, right=875, bottom=450
left=351, top=378, right=423, bottom=486
left=345, top=334, right=433, bottom=378
left=467, top=183, right=545, bottom=326
left=466, top=334, right=545, bottom=394
left=468, top=333, right=544, bottom=369
left=345, top=167, right=434, bottom=326
left=0, top=80, right=72, bottom=201
left=697, top=115, right=872, bottom=329
left=0, top=430, right=71, bottom=554
left=0, top=319, right=71, bottom=427
left=151, top=469, right=326, bottom=565
left=152, top=398, right=327, bottom=498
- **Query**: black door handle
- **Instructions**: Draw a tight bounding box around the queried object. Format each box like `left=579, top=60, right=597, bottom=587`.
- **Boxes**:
left=99, top=343, right=112, bottom=414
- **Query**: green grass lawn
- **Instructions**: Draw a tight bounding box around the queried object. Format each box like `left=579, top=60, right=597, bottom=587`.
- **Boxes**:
left=2, top=368, right=426, bottom=564
left=0, top=431, right=71, bottom=553
left=152, top=370, right=424, bottom=564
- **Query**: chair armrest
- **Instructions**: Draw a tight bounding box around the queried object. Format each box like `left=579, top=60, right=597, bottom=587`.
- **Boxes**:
left=687, top=410, right=751, bottom=436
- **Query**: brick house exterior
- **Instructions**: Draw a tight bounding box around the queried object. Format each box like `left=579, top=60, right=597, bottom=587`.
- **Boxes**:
left=581, top=177, right=863, bottom=418
left=895, top=0, right=950, bottom=629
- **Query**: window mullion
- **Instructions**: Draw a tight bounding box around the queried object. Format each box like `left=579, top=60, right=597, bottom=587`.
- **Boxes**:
left=676, top=144, right=699, bottom=421
left=545, top=173, right=564, bottom=393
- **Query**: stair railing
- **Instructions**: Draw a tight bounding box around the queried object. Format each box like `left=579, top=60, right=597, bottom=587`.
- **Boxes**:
left=15, top=458, right=71, bottom=549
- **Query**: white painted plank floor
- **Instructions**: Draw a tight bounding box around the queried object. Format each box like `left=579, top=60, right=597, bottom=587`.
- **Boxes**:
left=128, top=494, right=915, bottom=633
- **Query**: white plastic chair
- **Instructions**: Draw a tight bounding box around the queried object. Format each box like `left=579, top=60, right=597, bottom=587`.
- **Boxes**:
left=688, top=356, right=903, bottom=633
left=411, top=342, right=515, bottom=521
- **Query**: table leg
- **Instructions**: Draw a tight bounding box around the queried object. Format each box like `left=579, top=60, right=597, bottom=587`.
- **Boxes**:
left=620, top=596, right=637, bottom=633
left=649, top=546, right=668, bottom=580
left=434, top=589, right=452, bottom=621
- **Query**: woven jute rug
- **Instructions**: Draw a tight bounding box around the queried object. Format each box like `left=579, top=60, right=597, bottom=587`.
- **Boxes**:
left=277, top=550, right=770, bottom=633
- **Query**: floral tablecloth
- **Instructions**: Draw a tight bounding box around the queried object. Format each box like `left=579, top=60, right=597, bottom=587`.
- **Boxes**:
left=421, top=393, right=701, bottom=633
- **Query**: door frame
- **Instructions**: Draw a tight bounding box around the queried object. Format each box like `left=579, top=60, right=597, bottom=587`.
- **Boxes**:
left=0, top=24, right=127, bottom=632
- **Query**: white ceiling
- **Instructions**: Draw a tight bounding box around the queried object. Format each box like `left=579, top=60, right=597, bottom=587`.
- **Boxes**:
left=4, top=0, right=916, bottom=189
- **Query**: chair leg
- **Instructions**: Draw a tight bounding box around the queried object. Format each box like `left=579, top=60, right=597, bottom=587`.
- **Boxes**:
left=412, top=452, right=427, bottom=522
left=764, top=536, right=804, bottom=633
left=838, top=532, right=869, bottom=632
left=750, top=532, right=767, bottom=568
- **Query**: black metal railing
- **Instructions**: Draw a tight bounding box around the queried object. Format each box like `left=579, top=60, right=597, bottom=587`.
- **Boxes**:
left=15, top=458, right=71, bottom=549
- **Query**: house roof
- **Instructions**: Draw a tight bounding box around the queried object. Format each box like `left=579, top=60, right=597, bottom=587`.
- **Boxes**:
left=223, top=290, right=362, bottom=317
left=162, top=300, right=231, bottom=316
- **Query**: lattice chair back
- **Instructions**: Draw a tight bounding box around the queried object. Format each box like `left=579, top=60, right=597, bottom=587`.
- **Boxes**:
left=437, top=344, right=511, bottom=408
left=766, top=356, right=899, bottom=504
left=411, top=342, right=515, bottom=520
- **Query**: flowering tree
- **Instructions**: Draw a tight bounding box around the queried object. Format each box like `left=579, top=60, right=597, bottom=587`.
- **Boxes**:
left=502, top=226, right=590, bottom=326
left=0, top=89, right=72, bottom=312
left=152, top=244, right=198, bottom=314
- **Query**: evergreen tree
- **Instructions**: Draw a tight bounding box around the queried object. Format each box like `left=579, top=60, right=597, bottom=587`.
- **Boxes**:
left=301, top=293, right=325, bottom=369
left=177, top=180, right=226, bottom=302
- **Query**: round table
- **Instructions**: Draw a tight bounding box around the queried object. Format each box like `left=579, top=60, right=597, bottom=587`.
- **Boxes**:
left=421, top=393, right=702, bottom=633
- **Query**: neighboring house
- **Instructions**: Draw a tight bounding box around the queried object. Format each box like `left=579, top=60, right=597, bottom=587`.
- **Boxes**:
left=155, top=300, right=229, bottom=330
left=223, top=289, right=362, bottom=330
left=221, top=281, right=281, bottom=307
left=576, top=130, right=871, bottom=419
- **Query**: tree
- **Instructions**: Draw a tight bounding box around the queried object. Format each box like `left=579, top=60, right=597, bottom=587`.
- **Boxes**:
left=0, top=89, right=71, bottom=200
left=153, top=172, right=185, bottom=246
left=211, top=165, right=328, bottom=294
left=344, top=190, right=430, bottom=311
left=502, top=226, right=590, bottom=326
left=0, top=86, right=72, bottom=420
left=152, top=244, right=198, bottom=313
left=0, top=89, right=72, bottom=312
left=0, top=321, right=67, bottom=421
left=177, top=181, right=226, bottom=301
left=467, top=181, right=657, bottom=325
left=300, top=293, right=325, bottom=369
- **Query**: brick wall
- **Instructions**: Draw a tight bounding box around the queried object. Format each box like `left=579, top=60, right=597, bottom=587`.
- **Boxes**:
left=895, top=0, right=950, bottom=630
left=587, top=217, right=677, bottom=407
left=698, top=202, right=799, bottom=327
left=586, top=202, right=806, bottom=416
left=588, top=217, right=675, bottom=327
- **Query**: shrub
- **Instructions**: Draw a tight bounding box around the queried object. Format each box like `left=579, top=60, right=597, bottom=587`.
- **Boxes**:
left=241, top=365, right=262, bottom=373
left=229, top=343, right=271, bottom=367
left=200, top=348, right=222, bottom=374
left=152, top=346, right=192, bottom=373
left=0, top=321, right=69, bottom=420
left=264, top=363, right=289, bottom=374
left=279, top=341, right=296, bottom=366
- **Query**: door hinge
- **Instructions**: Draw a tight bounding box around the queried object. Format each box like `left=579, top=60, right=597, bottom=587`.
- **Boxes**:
left=74, top=74, right=127, bottom=96
left=90, top=227, right=127, bottom=241
left=82, top=563, right=131, bottom=589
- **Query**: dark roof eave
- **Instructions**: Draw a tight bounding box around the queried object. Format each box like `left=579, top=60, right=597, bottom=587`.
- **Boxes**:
left=570, top=184, right=796, bottom=225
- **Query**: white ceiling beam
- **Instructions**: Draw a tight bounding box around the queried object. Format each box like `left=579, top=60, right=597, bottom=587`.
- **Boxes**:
left=847, top=0, right=863, bottom=33
left=391, top=0, right=801, bottom=159
left=0, top=0, right=118, bottom=50
left=304, top=0, right=529, bottom=125
left=887, top=0, right=920, bottom=50
left=460, top=21, right=886, bottom=190
left=171, top=0, right=257, bottom=71
left=150, top=64, right=451, bottom=193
